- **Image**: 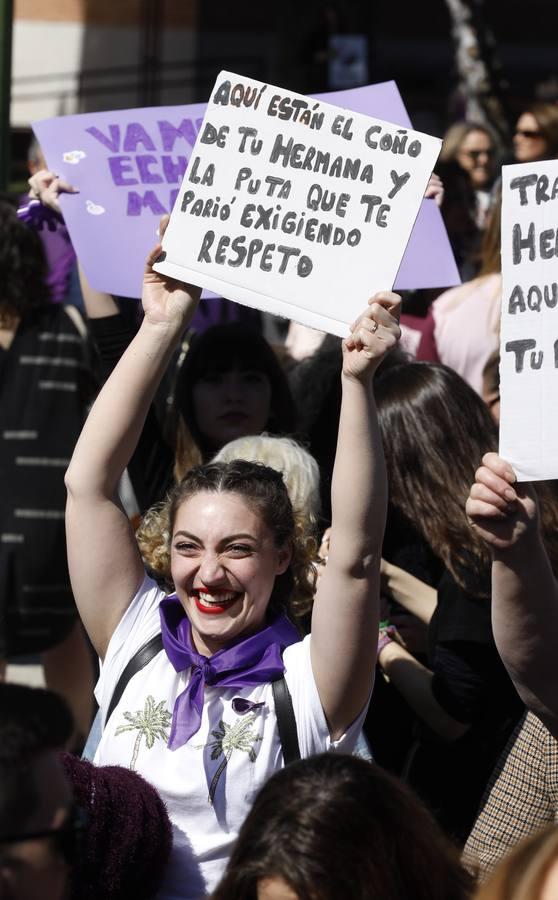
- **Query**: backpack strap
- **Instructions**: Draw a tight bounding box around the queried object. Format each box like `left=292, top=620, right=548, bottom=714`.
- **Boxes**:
left=272, top=676, right=301, bottom=765
left=104, top=633, right=164, bottom=727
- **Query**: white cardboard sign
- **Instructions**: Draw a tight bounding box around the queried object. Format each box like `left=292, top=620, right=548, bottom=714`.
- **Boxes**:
left=500, top=160, right=558, bottom=481
left=154, top=70, right=441, bottom=336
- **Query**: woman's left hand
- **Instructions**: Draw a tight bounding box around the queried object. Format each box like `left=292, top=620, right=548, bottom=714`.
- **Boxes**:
left=342, top=292, right=401, bottom=382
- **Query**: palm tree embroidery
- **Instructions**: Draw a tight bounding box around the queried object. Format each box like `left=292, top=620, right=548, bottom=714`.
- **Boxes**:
left=206, top=713, right=262, bottom=804
left=115, top=695, right=173, bottom=770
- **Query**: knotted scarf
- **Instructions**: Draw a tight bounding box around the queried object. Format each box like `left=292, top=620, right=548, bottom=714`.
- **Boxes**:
left=159, top=595, right=299, bottom=750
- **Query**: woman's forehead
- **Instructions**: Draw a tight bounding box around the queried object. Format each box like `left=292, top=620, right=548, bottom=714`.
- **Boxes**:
left=174, top=490, right=266, bottom=531
left=191, top=332, right=273, bottom=376
left=517, top=111, right=539, bottom=129
left=461, top=129, right=492, bottom=148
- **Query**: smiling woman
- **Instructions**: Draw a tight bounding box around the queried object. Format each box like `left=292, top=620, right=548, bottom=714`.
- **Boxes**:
left=169, top=472, right=294, bottom=655
left=63, top=217, right=401, bottom=898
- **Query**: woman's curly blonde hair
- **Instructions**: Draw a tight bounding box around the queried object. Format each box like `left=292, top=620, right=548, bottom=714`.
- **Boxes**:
left=136, top=440, right=321, bottom=626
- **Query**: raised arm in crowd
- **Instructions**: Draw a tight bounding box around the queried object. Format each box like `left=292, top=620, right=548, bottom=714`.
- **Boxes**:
left=467, top=452, right=558, bottom=738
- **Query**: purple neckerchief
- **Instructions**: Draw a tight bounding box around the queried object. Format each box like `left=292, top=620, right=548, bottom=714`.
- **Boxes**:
left=18, top=200, right=77, bottom=303
left=159, top=595, right=299, bottom=751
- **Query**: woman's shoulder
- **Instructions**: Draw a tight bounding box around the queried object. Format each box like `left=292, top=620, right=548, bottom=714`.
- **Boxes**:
left=104, top=574, right=167, bottom=664
left=96, top=574, right=167, bottom=712
left=282, top=633, right=307, bottom=668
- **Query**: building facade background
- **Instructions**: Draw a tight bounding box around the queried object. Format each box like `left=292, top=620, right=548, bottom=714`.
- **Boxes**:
left=8, top=1, right=558, bottom=183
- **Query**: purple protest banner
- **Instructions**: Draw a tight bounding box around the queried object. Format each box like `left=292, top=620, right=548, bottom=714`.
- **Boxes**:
left=32, top=81, right=459, bottom=299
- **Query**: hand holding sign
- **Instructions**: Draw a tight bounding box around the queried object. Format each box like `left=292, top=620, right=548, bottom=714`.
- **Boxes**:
left=466, top=452, right=538, bottom=552
left=142, top=216, right=201, bottom=332
left=343, top=292, right=401, bottom=381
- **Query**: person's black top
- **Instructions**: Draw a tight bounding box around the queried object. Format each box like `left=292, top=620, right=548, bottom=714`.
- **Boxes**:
left=1, top=305, right=97, bottom=655
left=406, top=570, right=524, bottom=844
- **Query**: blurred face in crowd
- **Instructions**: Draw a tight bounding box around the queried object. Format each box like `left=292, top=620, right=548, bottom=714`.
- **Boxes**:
left=193, top=366, right=272, bottom=450
left=456, top=129, right=495, bottom=189
left=514, top=112, right=549, bottom=162
left=0, top=752, right=72, bottom=900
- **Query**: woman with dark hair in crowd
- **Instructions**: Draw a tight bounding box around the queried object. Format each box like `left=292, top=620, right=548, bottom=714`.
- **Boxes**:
left=513, top=102, right=558, bottom=163
left=371, top=362, right=527, bottom=843
left=212, top=753, right=474, bottom=900
left=123, top=318, right=297, bottom=514
left=0, top=202, right=96, bottom=748
left=168, top=323, right=296, bottom=482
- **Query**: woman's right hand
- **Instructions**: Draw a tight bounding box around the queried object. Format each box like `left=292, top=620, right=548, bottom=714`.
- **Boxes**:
left=28, top=168, right=78, bottom=215
left=466, top=452, right=539, bottom=551
left=142, top=215, right=201, bottom=330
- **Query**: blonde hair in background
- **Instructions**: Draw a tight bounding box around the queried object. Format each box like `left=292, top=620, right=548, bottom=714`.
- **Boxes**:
left=475, top=826, right=558, bottom=900
left=213, top=434, right=321, bottom=528
left=136, top=435, right=321, bottom=604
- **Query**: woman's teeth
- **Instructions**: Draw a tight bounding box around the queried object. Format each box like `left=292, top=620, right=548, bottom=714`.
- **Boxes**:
left=196, top=591, right=238, bottom=608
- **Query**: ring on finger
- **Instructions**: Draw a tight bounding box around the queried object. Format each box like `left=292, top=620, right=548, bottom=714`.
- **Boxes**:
left=370, top=320, right=379, bottom=334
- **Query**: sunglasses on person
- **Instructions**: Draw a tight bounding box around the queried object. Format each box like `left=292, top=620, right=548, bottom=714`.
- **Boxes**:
left=461, top=148, right=495, bottom=161
left=515, top=128, right=543, bottom=139
left=0, top=803, right=88, bottom=866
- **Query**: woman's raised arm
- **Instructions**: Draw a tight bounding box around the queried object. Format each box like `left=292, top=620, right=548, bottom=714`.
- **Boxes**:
left=467, top=453, right=558, bottom=736
left=311, top=293, right=400, bottom=738
left=65, top=227, right=200, bottom=657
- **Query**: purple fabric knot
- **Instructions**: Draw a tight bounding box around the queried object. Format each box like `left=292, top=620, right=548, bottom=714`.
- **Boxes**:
left=201, top=661, right=217, bottom=685
left=159, top=595, right=299, bottom=751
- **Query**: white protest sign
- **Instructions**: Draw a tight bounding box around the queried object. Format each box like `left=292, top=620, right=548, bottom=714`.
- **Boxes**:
left=500, top=160, right=558, bottom=481
left=154, top=70, right=442, bottom=336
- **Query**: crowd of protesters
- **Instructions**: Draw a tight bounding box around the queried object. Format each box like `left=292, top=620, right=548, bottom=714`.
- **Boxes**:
left=1, top=92, right=558, bottom=900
